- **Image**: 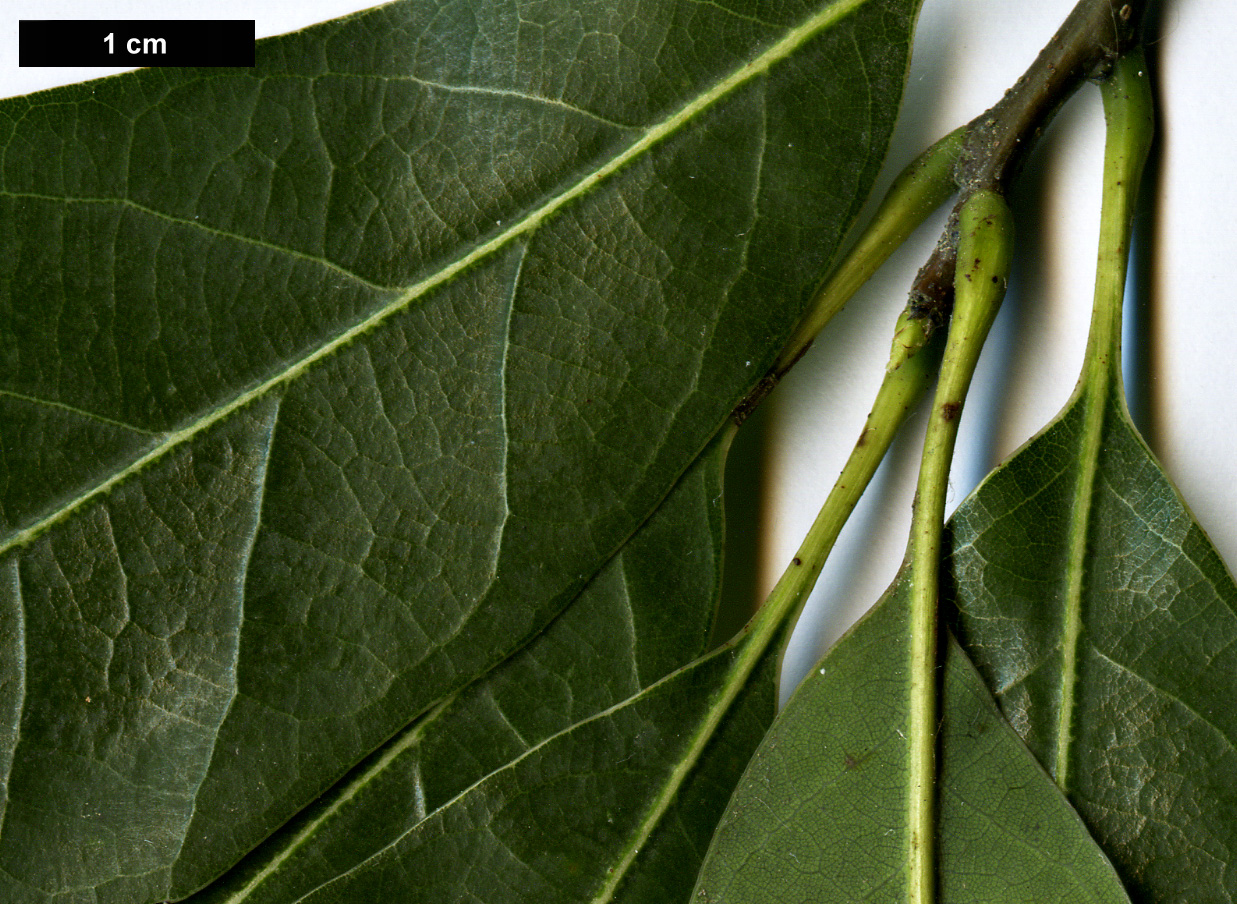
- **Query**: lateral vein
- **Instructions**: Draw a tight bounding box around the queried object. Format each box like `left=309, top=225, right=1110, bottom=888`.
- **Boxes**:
left=173, top=396, right=282, bottom=875
left=0, top=191, right=393, bottom=293
left=0, top=388, right=161, bottom=437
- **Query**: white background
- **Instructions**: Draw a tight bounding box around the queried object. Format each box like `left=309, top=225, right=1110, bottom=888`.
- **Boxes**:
left=3, top=1, right=1234, bottom=701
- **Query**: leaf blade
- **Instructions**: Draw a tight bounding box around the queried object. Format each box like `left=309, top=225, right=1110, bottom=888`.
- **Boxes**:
left=946, top=391, right=1237, bottom=902
left=0, top=0, right=922, bottom=898
left=284, top=639, right=775, bottom=904
left=693, top=573, right=1134, bottom=903
left=187, top=438, right=729, bottom=904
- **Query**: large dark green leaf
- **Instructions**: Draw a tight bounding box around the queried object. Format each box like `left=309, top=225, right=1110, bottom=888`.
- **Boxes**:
left=253, top=610, right=781, bottom=904
left=692, top=571, right=1132, bottom=903
left=0, top=0, right=921, bottom=899
left=945, top=391, right=1237, bottom=903
left=187, top=438, right=730, bottom=904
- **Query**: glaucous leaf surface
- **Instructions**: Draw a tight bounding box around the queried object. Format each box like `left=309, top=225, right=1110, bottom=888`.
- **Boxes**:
left=693, top=572, right=1133, bottom=904
left=187, top=439, right=730, bottom=904
left=946, top=392, right=1237, bottom=903
left=0, top=0, right=922, bottom=899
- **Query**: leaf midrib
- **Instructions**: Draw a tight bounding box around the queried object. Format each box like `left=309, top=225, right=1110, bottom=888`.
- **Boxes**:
left=1055, top=386, right=1104, bottom=790
left=0, top=0, right=872, bottom=561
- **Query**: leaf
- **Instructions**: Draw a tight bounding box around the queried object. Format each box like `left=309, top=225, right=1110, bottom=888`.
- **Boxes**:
left=945, top=389, right=1237, bottom=902
left=0, top=0, right=922, bottom=899
left=186, top=438, right=731, bottom=904
left=692, top=571, right=1133, bottom=903
left=244, top=617, right=781, bottom=904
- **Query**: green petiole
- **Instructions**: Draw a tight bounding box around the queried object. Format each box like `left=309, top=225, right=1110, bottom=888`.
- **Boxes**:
left=736, top=128, right=963, bottom=421
left=1054, top=46, right=1154, bottom=790
left=748, top=304, right=945, bottom=655
left=906, top=187, right=1015, bottom=904
left=771, top=127, right=965, bottom=377
left=1085, top=46, right=1155, bottom=396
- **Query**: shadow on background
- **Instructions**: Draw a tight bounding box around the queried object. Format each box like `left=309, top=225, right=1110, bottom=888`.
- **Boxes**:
left=1125, top=0, right=1172, bottom=447
left=710, top=402, right=767, bottom=646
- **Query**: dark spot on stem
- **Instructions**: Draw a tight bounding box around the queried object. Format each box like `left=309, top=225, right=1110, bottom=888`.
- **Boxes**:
left=942, top=401, right=961, bottom=422
left=793, top=557, right=803, bottom=566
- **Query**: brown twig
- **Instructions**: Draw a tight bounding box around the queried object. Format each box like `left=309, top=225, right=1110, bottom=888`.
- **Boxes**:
left=908, top=0, right=1144, bottom=328
left=734, top=0, right=1147, bottom=424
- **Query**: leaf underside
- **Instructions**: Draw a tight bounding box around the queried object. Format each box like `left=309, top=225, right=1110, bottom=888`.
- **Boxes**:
left=0, top=0, right=921, bottom=900
left=946, top=392, right=1237, bottom=903
left=692, top=571, right=1132, bottom=904
left=278, top=620, right=780, bottom=904
left=186, top=439, right=734, bottom=904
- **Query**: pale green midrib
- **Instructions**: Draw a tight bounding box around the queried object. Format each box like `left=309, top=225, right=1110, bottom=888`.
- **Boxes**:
left=907, top=407, right=960, bottom=904
left=218, top=694, right=457, bottom=904
left=0, top=189, right=394, bottom=293
left=1054, top=53, right=1149, bottom=791
left=0, top=0, right=870, bottom=562
left=907, top=438, right=948, bottom=904
left=0, top=388, right=160, bottom=437
left=1054, top=386, right=1105, bottom=790
left=905, top=191, right=1011, bottom=904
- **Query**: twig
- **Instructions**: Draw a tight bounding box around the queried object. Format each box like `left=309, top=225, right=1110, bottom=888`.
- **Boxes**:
left=910, top=0, right=1146, bottom=321
left=735, top=0, right=1148, bottom=420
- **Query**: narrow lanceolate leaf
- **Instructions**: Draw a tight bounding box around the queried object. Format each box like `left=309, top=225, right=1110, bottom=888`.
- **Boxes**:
left=186, top=438, right=730, bottom=904
left=0, top=0, right=922, bottom=899
left=693, top=574, right=1133, bottom=904
left=945, top=393, right=1237, bottom=902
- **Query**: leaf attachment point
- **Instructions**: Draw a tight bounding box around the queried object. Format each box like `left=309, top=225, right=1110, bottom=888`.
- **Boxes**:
left=944, top=48, right=1237, bottom=902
